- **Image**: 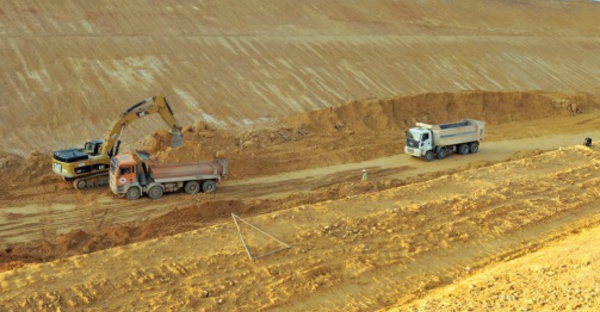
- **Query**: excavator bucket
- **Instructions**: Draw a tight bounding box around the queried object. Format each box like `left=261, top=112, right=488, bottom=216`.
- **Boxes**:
left=170, top=130, right=184, bottom=148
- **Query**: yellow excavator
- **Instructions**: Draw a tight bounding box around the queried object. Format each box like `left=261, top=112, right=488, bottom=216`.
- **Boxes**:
left=52, top=95, right=184, bottom=189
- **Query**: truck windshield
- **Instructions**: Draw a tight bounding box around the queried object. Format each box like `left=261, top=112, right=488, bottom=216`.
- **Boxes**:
left=406, top=130, right=421, bottom=147
left=119, top=166, right=132, bottom=175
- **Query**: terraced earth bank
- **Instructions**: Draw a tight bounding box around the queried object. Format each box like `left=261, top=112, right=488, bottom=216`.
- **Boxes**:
left=1, top=0, right=600, bottom=311
left=1, top=0, right=599, bottom=155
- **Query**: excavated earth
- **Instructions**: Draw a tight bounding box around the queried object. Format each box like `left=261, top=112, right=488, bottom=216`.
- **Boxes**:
left=1, top=1, right=600, bottom=311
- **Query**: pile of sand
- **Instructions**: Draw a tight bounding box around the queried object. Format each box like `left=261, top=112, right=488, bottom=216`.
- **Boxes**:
left=285, top=91, right=597, bottom=132
left=151, top=91, right=598, bottom=179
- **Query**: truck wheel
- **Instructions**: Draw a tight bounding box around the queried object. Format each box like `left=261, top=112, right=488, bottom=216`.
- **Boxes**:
left=469, top=143, right=479, bottom=154
left=437, top=149, right=447, bottom=159
left=202, top=180, right=217, bottom=193
left=424, top=151, right=434, bottom=162
left=148, top=185, right=164, bottom=199
left=458, top=144, right=470, bottom=155
left=184, top=181, right=200, bottom=194
left=126, top=187, right=141, bottom=200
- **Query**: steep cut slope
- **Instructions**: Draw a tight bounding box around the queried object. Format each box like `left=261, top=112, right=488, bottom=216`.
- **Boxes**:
left=1, top=0, right=599, bottom=154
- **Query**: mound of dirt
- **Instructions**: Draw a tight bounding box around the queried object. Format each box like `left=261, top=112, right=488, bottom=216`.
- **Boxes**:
left=284, top=91, right=597, bottom=132
left=149, top=91, right=597, bottom=181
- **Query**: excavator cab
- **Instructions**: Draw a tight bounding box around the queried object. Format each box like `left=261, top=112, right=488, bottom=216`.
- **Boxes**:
left=83, top=140, right=104, bottom=156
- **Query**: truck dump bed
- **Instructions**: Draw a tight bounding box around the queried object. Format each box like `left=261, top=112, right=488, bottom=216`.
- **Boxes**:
left=148, top=159, right=227, bottom=181
left=418, top=119, right=485, bottom=146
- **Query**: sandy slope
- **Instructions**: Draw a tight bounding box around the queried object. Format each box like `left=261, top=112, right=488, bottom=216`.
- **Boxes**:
left=386, top=226, right=600, bottom=312
left=1, top=0, right=599, bottom=154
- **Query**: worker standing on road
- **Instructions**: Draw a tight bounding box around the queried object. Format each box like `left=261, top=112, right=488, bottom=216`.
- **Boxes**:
left=362, top=169, right=368, bottom=182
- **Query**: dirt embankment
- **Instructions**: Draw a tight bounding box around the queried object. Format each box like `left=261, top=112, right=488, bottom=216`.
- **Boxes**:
left=153, top=91, right=598, bottom=179
left=286, top=91, right=593, bottom=132
left=0, top=90, right=597, bottom=269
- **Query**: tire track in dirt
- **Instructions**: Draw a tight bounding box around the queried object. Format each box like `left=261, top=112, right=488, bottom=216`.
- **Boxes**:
left=268, top=148, right=600, bottom=310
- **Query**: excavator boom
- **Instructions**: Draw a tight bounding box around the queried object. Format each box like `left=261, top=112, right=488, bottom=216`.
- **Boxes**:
left=102, top=95, right=183, bottom=157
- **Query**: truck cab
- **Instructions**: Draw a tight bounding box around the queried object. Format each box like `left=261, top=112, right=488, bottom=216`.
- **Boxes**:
left=109, top=154, right=141, bottom=199
left=405, top=128, right=432, bottom=158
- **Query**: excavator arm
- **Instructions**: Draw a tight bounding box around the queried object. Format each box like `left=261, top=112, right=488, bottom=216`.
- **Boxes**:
left=100, top=95, right=183, bottom=157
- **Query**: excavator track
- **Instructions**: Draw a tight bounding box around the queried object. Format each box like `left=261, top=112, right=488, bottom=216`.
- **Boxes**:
left=73, top=172, right=110, bottom=190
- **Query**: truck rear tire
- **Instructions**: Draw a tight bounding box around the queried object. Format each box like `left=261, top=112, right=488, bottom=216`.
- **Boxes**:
left=148, top=185, right=164, bottom=199
left=202, top=180, right=216, bottom=193
left=437, top=149, right=447, bottom=159
left=469, top=143, right=479, bottom=154
left=126, top=187, right=141, bottom=200
left=424, top=151, right=434, bottom=162
left=458, top=144, right=470, bottom=155
left=184, top=181, right=200, bottom=194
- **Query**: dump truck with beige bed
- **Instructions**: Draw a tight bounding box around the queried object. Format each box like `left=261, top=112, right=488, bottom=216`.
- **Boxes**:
left=405, top=119, right=485, bottom=161
left=109, top=151, right=227, bottom=200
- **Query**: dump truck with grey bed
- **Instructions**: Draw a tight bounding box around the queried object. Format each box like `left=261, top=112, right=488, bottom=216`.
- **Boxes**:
left=405, top=119, right=485, bottom=161
left=109, top=151, right=227, bottom=200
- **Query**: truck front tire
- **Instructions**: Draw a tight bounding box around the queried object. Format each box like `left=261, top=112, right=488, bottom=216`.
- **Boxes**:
left=424, top=151, right=434, bottom=162
left=126, top=187, right=141, bottom=200
left=148, top=185, right=164, bottom=199
left=202, top=180, right=217, bottom=193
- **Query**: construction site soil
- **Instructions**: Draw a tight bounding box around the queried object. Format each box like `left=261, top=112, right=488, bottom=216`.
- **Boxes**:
left=1, top=0, right=600, bottom=311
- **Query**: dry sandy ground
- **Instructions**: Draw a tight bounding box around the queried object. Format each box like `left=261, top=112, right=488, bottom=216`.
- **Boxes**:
left=1, top=0, right=600, bottom=311
left=2, top=143, right=600, bottom=311
left=387, top=225, right=600, bottom=311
